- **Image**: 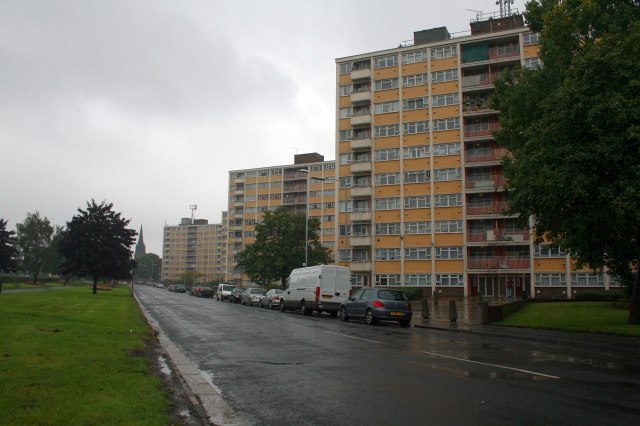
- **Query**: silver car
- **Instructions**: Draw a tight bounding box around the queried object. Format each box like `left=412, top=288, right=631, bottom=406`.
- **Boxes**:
left=339, top=288, right=412, bottom=326
left=259, top=289, right=283, bottom=309
left=241, top=288, right=266, bottom=306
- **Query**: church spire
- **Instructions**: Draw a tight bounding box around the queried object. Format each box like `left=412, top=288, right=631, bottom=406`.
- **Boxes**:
left=135, top=225, right=146, bottom=259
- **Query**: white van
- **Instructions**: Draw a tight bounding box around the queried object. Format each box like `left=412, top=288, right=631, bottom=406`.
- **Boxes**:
left=280, top=265, right=352, bottom=316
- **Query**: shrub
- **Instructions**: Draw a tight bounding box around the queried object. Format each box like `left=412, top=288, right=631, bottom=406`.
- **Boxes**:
left=574, top=290, right=626, bottom=302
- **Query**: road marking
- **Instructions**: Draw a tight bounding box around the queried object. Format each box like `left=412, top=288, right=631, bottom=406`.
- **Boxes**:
left=422, top=351, right=561, bottom=379
left=323, top=331, right=382, bottom=344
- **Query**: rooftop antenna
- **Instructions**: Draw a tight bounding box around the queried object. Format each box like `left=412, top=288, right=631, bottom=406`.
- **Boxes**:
left=465, top=9, right=483, bottom=21
left=290, top=146, right=300, bottom=155
left=189, top=204, right=197, bottom=224
left=496, top=0, right=515, bottom=17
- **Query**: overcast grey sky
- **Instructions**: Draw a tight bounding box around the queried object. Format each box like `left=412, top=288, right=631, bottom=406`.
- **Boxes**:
left=1, top=0, right=525, bottom=255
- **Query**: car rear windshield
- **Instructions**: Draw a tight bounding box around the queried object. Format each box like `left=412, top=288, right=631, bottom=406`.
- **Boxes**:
left=378, top=290, right=407, bottom=301
left=220, top=285, right=234, bottom=291
left=250, top=288, right=265, bottom=294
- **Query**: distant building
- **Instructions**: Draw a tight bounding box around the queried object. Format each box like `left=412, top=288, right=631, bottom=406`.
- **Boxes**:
left=134, top=226, right=146, bottom=260
left=161, top=216, right=227, bottom=284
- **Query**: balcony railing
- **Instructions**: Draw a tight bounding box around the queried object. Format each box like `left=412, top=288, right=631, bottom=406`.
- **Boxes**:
left=465, top=176, right=506, bottom=190
left=464, top=121, right=500, bottom=138
left=467, top=257, right=530, bottom=270
left=465, top=147, right=508, bottom=163
left=466, top=201, right=508, bottom=215
left=467, top=230, right=529, bottom=242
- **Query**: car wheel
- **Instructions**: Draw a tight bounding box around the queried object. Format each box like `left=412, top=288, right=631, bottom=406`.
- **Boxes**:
left=399, top=320, right=410, bottom=327
left=280, top=302, right=286, bottom=312
left=365, top=309, right=378, bottom=325
left=339, top=306, right=349, bottom=322
left=241, top=299, right=245, bottom=305
left=301, top=302, right=312, bottom=316
left=269, top=301, right=273, bottom=310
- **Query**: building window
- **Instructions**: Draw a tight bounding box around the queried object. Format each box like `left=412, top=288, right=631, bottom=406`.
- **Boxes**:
left=523, top=32, right=541, bottom=46
left=434, top=193, right=463, bottom=207
left=571, top=273, right=605, bottom=287
left=402, top=50, right=427, bottom=64
left=324, top=163, right=335, bottom=170
left=431, top=45, right=457, bottom=60
left=534, top=245, right=566, bottom=258
left=403, top=97, right=429, bottom=111
left=339, top=129, right=352, bottom=141
left=436, top=274, right=464, bottom=286
left=432, top=93, right=459, bottom=107
left=433, top=142, right=461, bottom=156
left=402, top=73, right=428, bottom=87
left=374, top=124, right=400, bottom=138
left=404, top=145, right=430, bottom=159
left=403, top=121, right=429, bottom=134
left=435, top=220, right=463, bottom=233
left=339, top=249, right=352, bottom=261
left=405, top=247, right=431, bottom=260
left=404, top=170, right=430, bottom=183
left=404, top=195, right=430, bottom=209
left=374, top=101, right=400, bottom=114
left=339, top=85, right=352, bottom=96
left=375, top=148, right=400, bottom=161
left=375, top=248, right=401, bottom=260
left=375, top=197, right=401, bottom=210
left=374, top=78, right=399, bottom=91
left=435, top=247, right=464, bottom=259
left=432, top=69, right=458, bottom=83
left=405, top=274, right=431, bottom=287
left=433, top=117, right=460, bottom=131
left=339, top=63, right=353, bottom=74
left=374, top=54, right=398, bottom=68
left=375, top=274, right=401, bottom=286
left=376, top=222, right=401, bottom=235
left=404, top=221, right=431, bottom=234
left=524, top=57, right=543, bottom=69
left=339, top=107, right=352, bottom=119
left=434, top=168, right=462, bottom=182
left=535, top=273, right=567, bottom=287
left=375, top=172, right=401, bottom=185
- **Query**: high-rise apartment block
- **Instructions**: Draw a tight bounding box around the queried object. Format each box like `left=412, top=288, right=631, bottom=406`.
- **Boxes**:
left=226, top=153, right=337, bottom=284
left=333, top=12, right=616, bottom=299
left=161, top=216, right=227, bottom=283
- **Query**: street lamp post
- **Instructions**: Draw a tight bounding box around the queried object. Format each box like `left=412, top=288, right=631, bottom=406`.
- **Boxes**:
left=299, top=167, right=328, bottom=267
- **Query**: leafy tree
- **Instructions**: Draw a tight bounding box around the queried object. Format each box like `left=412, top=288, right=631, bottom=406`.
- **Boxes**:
left=0, top=218, right=18, bottom=274
left=16, top=211, right=54, bottom=284
left=492, top=0, right=640, bottom=323
left=58, top=200, right=137, bottom=294
left=178, top=270, right=204, bottom=288
left=236, top=207, right=332, bottom=288
left=135, top=253, right=161, bottom=282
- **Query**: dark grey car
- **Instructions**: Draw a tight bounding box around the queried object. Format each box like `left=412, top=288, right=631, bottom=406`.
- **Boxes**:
left=339, top=288, right=412, bottom=326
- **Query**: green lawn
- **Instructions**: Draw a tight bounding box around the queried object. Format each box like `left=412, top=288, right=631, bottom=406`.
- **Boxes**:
left=496, top=301, right=640, bottom=337
left=0, top=285, right=173, bottom=425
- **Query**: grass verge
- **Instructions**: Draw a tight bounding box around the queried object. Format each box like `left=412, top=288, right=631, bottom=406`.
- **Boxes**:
left=0, top=285, right=173, bottom=425
left=495, top=301, right=640, bottom=337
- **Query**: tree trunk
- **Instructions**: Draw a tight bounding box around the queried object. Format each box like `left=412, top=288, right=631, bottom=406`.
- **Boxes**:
left=628, top=269, right=639, bottom=325
left=92, top=276, right=98, bottom=295
left=32, top=273, right=38, bottom=285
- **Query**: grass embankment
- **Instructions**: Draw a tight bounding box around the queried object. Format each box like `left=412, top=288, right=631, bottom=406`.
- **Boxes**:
left=496, top=301, right=640, bottom=337
left=0, top=285, right=173, bottom=425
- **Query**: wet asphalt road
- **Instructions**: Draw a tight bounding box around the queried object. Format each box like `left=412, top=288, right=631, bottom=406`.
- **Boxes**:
left=135, top=285, right=640, bottom=425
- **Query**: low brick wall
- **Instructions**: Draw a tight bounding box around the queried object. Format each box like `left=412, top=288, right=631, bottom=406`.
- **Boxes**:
left=487, top=299, right=531, bottom=322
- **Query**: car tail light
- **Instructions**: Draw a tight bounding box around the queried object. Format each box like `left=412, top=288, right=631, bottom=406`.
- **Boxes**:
left=373, top=300, right=384, bottom=308
left=274, top=295, right=280, bottom=300
left=407, top=302, right=412, bottom=312
left=315, top=286, right=320, bottom=303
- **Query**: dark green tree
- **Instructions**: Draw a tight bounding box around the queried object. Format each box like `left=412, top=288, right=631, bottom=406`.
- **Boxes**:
left=0, top=218, right=18, bottom=274
left=135, top=253, right=161, bottom=282
left=16, top=211, right=54, bottom=284
left=492, top=0, right=640, bottom=323
left=58, top=200, right=137, bottom=294
left=236, top=207, right=332, bottom=288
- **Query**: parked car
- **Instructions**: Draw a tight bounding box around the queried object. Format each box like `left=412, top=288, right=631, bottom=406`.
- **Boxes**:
left=260, top=289, right=283, bottom=309
left=229, top=287, right=244, bottom=303
left=174, top=284, right=186, bottom=293
left=216, top=283, right=236, bottom=301
left=241, top=288, right=266, bottom=306
left=198, top=286, right=214, bottom=298
left=280, top=265, right=352, bottom=316
left=167, top=285, right=177, bottom=292
left=339, top=288, right=412, bottom=327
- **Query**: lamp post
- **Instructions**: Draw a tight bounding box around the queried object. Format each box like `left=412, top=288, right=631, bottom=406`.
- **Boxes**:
left=299, top=167, right=329, bottom=267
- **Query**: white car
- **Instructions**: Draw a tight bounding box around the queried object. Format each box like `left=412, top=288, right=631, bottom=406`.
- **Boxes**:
left=216, top=283, right=236, bottom=301
left=241, top=288, right=267, bottom=306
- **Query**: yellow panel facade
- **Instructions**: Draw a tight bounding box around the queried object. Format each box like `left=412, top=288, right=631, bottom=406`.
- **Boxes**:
left=430, top=56, right=458, bottom=71
left=434, top=260, right=464, bottom=272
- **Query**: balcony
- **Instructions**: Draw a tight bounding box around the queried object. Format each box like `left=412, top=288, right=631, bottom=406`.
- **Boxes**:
left=465, top=176, right=506, bottom=191
left=350, top=235, right=372, bottom=246
left=351, top=186, right=372, bottom=198
left=464, top=121, right=500, bottom=138
left=466, top=200, right=508, bottom=216
left=350, top=161, right=372, bottom=174
left=467, top=230, right=530, bottom=243
left=465, top=147, right=508, bottom=163
left=467, top=257, right=531, bottom=270
left=351, top=90, right=371, bottom=104
left=351, top=138, right=372, bottom=151
left=350, top=210, right=372, bottom=222
left=351, top=68, right=372, bottom=81
left=351, top=114, right=372, bottom=127
left=350, top=261, right=372, bottom=272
